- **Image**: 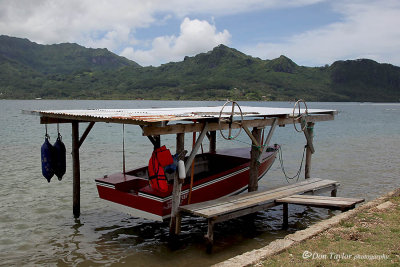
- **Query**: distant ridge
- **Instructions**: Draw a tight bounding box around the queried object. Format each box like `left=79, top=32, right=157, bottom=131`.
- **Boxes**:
left=0, top=35, right=399, bottom=102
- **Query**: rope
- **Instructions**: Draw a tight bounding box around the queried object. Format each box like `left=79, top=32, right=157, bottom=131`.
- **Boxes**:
left=278, top=145, right=307, bottom=183
left=122, top=124, right=126, bottom=176
left=231, top=138, right=265, bottom=150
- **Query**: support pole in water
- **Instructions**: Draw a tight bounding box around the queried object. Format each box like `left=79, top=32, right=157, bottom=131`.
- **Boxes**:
left=249, top=127, right=262, bottom=192
left=170, top=132, right=185, bottom=235
left=304, top=122, right=315, bottom=179
left=209, top=131, right=216, bottom=153
left=72, top=121, right=80, bottom=218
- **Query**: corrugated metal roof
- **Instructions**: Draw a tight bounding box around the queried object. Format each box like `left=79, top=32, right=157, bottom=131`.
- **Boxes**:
left=30, top=106, right=336, bottom=123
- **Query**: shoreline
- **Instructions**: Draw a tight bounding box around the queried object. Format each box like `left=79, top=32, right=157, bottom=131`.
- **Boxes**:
left=214, top=187, right=400, bottom=267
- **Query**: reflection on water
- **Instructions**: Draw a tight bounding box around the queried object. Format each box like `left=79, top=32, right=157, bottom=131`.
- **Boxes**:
left=1, top=100, right=399, bottom=266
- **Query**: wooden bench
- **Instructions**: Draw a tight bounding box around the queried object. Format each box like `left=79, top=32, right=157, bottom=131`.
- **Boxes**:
left=276, top=194, right=365, bottom=228
left=178, top=178, right=340, bottom=248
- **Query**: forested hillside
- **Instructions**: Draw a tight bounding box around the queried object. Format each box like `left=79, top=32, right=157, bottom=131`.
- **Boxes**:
left=1, top=35, right=399, bottom=102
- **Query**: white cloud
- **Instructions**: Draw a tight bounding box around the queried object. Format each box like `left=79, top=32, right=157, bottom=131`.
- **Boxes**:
left=121, top=17, right=231, bottom=66
left=244, top=0, right=400, bottom=66
left=2, top=0, right=399, bottom=66
left=0, top=0, right=321, bottom=52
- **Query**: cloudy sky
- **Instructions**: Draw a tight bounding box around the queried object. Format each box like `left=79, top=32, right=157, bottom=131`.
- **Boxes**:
left=1, top=0, right=399, bottom=67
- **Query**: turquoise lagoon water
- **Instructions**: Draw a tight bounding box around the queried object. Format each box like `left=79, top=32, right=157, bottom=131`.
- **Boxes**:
left=0, top=100, right=399, bottom=266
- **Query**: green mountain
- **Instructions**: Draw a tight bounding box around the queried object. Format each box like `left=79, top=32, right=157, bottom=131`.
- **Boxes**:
left=0, top=36, right=399, bottom=101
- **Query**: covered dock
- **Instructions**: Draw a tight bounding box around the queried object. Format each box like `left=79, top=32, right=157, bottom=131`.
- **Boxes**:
left=26, top=101, right=343, bottom=239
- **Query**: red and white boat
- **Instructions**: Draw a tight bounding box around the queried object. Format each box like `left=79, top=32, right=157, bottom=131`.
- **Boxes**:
left=95, top=146, right=279, bottom=221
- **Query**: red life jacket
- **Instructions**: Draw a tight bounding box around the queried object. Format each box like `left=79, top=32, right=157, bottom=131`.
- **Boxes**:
left=148, top=146, right=173, bottom=192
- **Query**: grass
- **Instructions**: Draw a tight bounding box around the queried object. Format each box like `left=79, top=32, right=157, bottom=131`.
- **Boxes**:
left=257, top=196, right=400, bottom=266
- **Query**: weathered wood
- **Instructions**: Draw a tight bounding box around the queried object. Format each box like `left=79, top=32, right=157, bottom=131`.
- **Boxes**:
left=169, top=133, right=185, bottom=234
left=72, top=122, right=80, bottom=218
left=78, top=122, right=95, bottom=148
left=180, top=178, right=331, bottom=213
left=258, top=118, right=278, bottom=163
left=180, top=178, right=340, bottom=218
left=40, top=117, right=78, bottom=124
left=283, top=203, right=289, bottom=229
left=184, top=122, right=209, bottom=174
left=206, top=218, right=215, bottom=252
left=276, top=194, right=364, bottom=211
left=305, top=122, right=315, bottom=179
left=142, top=114, right=335, bottom=136
left=243, top=126, right=261, bottom=148
left=179, top=178, right=342, bottom=247
left=331, top=188, right=337, bottom=197
left=249, top=127, right=262, bottom=192
left=209, top=131, right=216, bottom=153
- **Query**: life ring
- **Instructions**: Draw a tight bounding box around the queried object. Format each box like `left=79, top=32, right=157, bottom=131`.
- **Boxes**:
left=148, top=146, right=173, bottom=192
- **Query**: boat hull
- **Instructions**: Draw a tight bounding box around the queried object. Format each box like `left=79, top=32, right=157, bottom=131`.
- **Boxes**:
left=95, top=146, right=278, bottom=221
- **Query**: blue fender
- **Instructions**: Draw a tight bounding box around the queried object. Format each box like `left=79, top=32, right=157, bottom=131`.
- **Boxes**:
left=41, top=135, right=54, bottom=182
left=53, top=134, right=66, bottom=181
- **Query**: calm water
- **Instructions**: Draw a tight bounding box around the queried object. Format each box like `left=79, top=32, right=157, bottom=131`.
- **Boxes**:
left=1, top=100, right=399, bottom=266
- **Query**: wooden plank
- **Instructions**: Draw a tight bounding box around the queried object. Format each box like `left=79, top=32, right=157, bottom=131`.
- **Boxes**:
left=180, top=179, right=340, bottom=218
left=197, top=179, right=338, bottom=215
left=213, top=202, right=277, bottom=223
left=181, top=178, right=324, bottom=212
left=40, top=117, right=78, bottom=124
left=36, top=112, right=156, bottom=126
left=190, top=182, right=339, bottom=217
left=276, top=195, right=364, bottom=208
left=142, top=114, right=335, bottom=136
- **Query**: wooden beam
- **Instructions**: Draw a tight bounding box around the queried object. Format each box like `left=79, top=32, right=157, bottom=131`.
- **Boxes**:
left=249, top=127, right=262, bottom=192
left=170, top=132, right=185, bottom=235
left=209, top=131, right=216, bottom=153
left=142, top=114, right=334, bottom=136
left=185, top=122, right=209, bottom=174
left=146, top=135, right=161, bottom=148
left=35, top=112, right=156, bottom=126
left=78, top=122, right=95, bottom=148
left=283, top=203, right=288, bottom=229
left=40, top=117, right=78, bottom=124
left=242, top=126, right=261, bottom=148
left=305, top=122, right=315, bottom=179
left=72, top=122, right=80, bottom=218
left=302, top=121, right=315, bottom=154
left=206, top=218, right=216, bottom=253
left=258, top=118, right=278, bottom=163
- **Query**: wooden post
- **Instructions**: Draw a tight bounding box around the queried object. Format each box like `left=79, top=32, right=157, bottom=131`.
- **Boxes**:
left=170, top=133, right=185, bottom=234
left=249, top=127, right=262, bottom=192
left=209, top=131, right=216, bottom=153
left=331, top=188, right=337, bottom=197
left=72, top=122, right=80, bottom=218
left=283, top=203, right=288, bottom=229
left=206, top=218, right=215, bottom=253
left=305, top=122, right=315, bottom=179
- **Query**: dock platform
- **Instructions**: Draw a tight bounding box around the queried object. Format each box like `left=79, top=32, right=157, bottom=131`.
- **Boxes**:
left=178, top=178, right=364, bottom=248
